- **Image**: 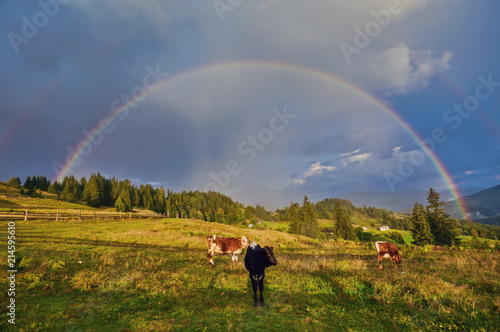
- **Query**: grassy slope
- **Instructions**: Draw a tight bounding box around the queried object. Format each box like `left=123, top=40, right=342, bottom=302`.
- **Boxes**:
left=1, top=192, right=499, bottom=331
left=1, top=216, right=499, bottom=332
left=0, top=183, right=155, bottom=215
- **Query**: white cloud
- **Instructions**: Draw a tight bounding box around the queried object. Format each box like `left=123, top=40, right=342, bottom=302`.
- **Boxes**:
left=340, top=149, right=361, bottom=157
left=392, top=146, right=402, bottom=154
left=293, top=179, right=305, bottom=185
left=292, top=162, right=335, bottom=186
left=341, top=152, right=373, bottom=166
left=364, top=44, right=453, bottom=95
left=304, top=162, right=335, bottom=178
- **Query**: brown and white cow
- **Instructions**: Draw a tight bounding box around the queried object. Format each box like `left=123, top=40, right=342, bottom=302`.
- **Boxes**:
left=375, top=241, right=402, bottom=269
left=206, top=235, right=249, bottom=266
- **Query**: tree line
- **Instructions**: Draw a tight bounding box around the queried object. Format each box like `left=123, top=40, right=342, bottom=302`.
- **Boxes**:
left=6, top=174, right=247, bottom=222
left=284, top=196, right=358, bottom=241
left=5, top=175, right=500, bottom=241
left=409, top=188, right=500, bottom=245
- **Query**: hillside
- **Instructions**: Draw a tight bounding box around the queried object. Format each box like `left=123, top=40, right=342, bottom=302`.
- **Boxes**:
left=3, top=179, right=500, bottom=242
left=2, top=178, right=402, bottom=233
left=446, top=185, right=500, bottom=221
left=341, top=188, right=429, bottom=212
left=340, top=187, right=483, bottom=213
left=1, top=216, right=499, bottom=331
left=1, top=184, right=500, bottom=330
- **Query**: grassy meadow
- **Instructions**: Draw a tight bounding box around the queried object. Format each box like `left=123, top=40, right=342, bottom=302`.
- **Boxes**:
left=1, top=214, right=500, bottom=331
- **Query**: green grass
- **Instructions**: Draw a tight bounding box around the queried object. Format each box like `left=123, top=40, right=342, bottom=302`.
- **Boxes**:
left=1, top=217, right=499, bottom=331
left=0, top=196, right=98, bottom=212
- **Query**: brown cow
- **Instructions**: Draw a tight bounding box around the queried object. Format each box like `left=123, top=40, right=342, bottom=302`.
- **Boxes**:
left=375, top=241, right=401, bottom=269
left=206, top=235, right=249, bottom=266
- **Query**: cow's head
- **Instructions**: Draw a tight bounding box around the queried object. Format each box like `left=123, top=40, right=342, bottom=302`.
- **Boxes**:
left=241, top=236, right=249, bottom=248
left=263, top=246, right=278, bottom=266
left=393, top=253, right=402, bottom=267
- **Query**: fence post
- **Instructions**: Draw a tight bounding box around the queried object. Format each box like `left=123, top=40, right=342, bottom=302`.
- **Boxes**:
left=129, top=212, right=132, bottom=219
left=24, top=209, right=28, bottom=221
left=79, top=210, right=81, bottom=219
left=107, top=212, right=109, bottom=218
left=56, top=211, right=59, bottom=221
left=120, top=212, right=122, bottom=219
left=93, top=211, right=96, bottom=219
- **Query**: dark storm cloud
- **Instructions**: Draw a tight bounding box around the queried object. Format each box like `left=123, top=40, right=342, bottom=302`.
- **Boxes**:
left=1, top=0, right=499, bottom=208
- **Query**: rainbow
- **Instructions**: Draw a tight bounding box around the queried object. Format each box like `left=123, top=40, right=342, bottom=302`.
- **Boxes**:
left=53, top=60, right=468, bottom=218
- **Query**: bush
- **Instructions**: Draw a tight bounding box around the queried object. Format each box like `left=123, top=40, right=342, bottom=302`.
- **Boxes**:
left=114, top=197, right=128, bottom=212
left=356, top=228, right=374, bottom=242
left=390, top=231, right=405, bottom=245
left=463, top=237, right=491, bottom=249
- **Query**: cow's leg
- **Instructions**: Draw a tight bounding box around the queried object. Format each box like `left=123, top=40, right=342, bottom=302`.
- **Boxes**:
left=389, top=257, right=394, bottom=268
left=207, top=253, right=214, bottom=266
left=259, top=274, right=265, bottom=307
left=377, top=255, right=383, bottom=269
left=251, top=275, right=259, bottom=307
left=232, top=253, right=238, bottom=262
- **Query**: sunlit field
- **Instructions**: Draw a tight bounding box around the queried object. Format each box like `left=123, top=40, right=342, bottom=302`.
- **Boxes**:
left=1, top=217, right=499, bottom=331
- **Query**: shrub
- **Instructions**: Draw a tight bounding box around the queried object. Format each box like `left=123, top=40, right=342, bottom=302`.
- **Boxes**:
left=390, top=231, right=405, bottom=245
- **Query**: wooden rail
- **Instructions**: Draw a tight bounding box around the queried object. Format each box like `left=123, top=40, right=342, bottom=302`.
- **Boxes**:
left=0, top=209, right=165, bottom=221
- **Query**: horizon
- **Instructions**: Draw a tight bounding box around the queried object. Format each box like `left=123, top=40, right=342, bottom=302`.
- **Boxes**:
left=1, top=1, right=499, bottom=213
left=3, top=172, right=498, bottom=215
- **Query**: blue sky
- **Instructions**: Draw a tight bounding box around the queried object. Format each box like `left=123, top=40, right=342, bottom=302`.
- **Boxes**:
left=1, top=0, right=499, bottom=208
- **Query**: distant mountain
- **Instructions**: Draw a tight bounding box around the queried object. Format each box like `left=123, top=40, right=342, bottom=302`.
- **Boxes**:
left=446, top=185, right=500, bottom=222
left=437, top=187, right=486, bottom=202
left=340, top=189, right=427, bottom=213
left=475, top=216, right=500, bottom=227
left=341, top=187, right=485, bottom=215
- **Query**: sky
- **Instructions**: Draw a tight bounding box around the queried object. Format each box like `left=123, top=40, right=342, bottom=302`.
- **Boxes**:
left=1, top=0, right=499, bottom=209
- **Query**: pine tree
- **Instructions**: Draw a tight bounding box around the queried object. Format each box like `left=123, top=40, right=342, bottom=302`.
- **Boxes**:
left=154, top=187, right=166, bottom=214
left=244, top=205, right=255, bottom=220
left=133, top=187, right=141, bottom=208
left=83, top=176, right=101, bottom=207
left=288, top=203, right=301, bottom=235
left=300, top=196, right=319, bottom=238
left=35, top=175, right=50, bottom=191
left=61, top=176, right=80, bottom=202
left=410, top=202, right=433, bottom=245
left=114, top=196, right=127, bottom=212
left=426, top=188, right=455, bottom=246
left=215, top=208, right=224, bottom=223
left=7, top=177, right=21, bottom=189
left=118, top=181, right=133, bottom=212
left=24, top=176, right=35, bottom=196
left=333, top=202, right=357, bottom=241
left=80, top=176, right=88, bottom=189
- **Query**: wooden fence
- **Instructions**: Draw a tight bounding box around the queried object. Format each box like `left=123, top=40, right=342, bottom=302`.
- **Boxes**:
left=0, top=209, right=165, bottom=221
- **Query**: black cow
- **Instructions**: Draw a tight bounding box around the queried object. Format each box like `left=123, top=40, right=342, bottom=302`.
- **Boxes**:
left=244, top=242, right=278, bottom=307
